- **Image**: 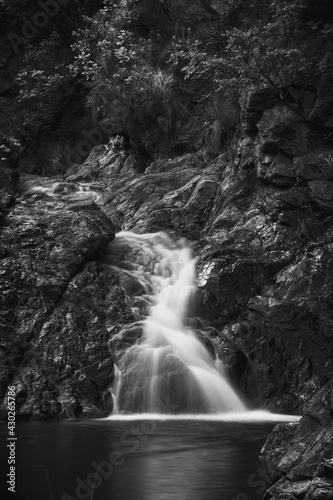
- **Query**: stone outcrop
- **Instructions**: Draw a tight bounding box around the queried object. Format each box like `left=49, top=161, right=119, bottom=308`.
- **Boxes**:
left=261, top=378, right=333, bottom=500
left=0, top=183, right=131, bottom=419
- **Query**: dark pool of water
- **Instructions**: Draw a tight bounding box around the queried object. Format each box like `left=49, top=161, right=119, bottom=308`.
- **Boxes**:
left=0, top=418, right=279, bottom=500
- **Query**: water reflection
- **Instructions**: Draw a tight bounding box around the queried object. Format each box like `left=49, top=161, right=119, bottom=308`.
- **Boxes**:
left=0, top=419, right=287, bottom=500
left=134, top=437, right=239, bottom=500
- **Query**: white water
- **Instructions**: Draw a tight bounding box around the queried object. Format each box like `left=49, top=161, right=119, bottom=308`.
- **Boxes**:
left=106, top=411, right=301, bottom=422
left=107, top=231, right=246, bottom=415
left=22, top=181, right=104, bottom=204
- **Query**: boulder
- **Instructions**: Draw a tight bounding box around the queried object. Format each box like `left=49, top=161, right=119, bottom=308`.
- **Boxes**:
left=262, top=379, right=333, bottom=499
left=0, top=188, right=120, bottom=419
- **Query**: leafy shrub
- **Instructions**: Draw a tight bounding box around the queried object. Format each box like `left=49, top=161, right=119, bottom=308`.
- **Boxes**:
left=70, top=3, right=191, bottom=153
left=16, top=35, right=75, bottom=133
left=9, top=0, right=333, bottom=162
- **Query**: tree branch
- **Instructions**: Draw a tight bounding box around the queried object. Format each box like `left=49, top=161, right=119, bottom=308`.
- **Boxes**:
left=253, top=55, right=305, bottom=119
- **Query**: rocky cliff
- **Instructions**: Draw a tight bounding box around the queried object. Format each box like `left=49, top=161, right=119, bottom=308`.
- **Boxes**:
left=261, top=379, right=333, bottom=499
left=1, top=55, right=333, bottom=500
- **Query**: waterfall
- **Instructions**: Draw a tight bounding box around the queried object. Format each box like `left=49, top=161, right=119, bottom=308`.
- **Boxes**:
left=105, top=231, right=246, bottom=414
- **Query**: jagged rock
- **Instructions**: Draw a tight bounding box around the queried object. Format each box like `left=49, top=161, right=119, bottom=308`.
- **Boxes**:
left=243, top=87, right=282, bottom=133
left=294, top=152, right=333, bottom=181
left=99, top=151, right=220, bottom=238
left=0, top=190, right=118, bottom=419
left=13, top=261, right=133, bottom=419
left=309, top=180, right=333, bottom=211
left=109, top=324, right=142, bottom=368
left=222, top=247, right=333, bottom=412
left=305, top=480, right=333, bottom=500
left=214, top=334, right=258, bottom=405
left=262, top=379, right=333, bottom=499
left=276, top=186, right=310, bottom=208
left=308, top=73, right=333, bottom=128
left=264, top=479, right=312, bottom=499
left=257, top=153, right=297, bottom=186
left=260, top=422, right=299, bottom=470
left=316, top=459, right=333, bottom=481
left=0, top=163, right=18, bottom=219
left=258, top=107, right=309, bottom=157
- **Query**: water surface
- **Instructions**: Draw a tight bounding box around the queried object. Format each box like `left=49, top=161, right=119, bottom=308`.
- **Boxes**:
left=0, top=416, right=295, bottom=500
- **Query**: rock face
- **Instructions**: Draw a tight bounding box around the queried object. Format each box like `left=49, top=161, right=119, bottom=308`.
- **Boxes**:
left=1, top=70, right=333, bottom=500
left=63, top=87, right=333, bottom=414
left=0, top=183, right=135, bottom=419
left=261, top=378, right=333, bottom=500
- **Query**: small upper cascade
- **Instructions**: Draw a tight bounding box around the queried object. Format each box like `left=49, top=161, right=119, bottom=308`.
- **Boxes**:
left=21, top=180, right=104, bottom=204
left=106, top=231, right=246, bottom=414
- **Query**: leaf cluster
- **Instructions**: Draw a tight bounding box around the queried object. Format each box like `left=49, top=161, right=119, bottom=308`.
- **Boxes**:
left=10, top=0, right=333, bottom=160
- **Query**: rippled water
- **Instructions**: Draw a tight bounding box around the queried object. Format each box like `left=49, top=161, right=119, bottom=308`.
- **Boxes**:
left=0, top=417, right=297, bottom=500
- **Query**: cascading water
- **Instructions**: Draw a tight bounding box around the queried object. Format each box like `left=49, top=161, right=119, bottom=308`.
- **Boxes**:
left=105, top=231, right=246, bottom=415
left=22, top=181, right=104, bottom=204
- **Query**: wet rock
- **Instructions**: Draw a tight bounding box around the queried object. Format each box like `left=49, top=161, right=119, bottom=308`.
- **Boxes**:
left=305, top=480, right=333, bottom=500
left=117, top=346, right=207, bottom=414
left=198, top=256, right=285, bottom=327
left=0, top=191, right=118, bottom=419
left=0, top=165, right=17, bottom=222
left=219, top=245, right=333, bottom=413
left=316, top=459, right=333, bottom=481
left=294, top=152, right=333, bottom=181
left=215, top=336, right=257, bottom=405
left=276, top=186, right=310, bottom=208
left=262, top=379, right=333, bottom=499
left=109, top=324, right=142, bottom=368
left=2, top=260, right=133, bottom=419
left=99, top=151, right=223, bottom=238
left=260, top=422, right=299, bottom=470
left=243, top=87, right=282, bottom=134
left=309, top=180, right=333, bottom=211
left=258, top=107, right=308, bottom=157
left=257, top=153, right=297, bottom=187
left=194, top=330, right=216, bottom=359
left=264, top=479, right=312, bottom=499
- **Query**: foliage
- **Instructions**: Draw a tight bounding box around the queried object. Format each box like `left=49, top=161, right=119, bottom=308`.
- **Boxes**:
left=0, top=133, right=22, bottom=164
left=11, top=1, right=105, bottom=134
left=8, top=0, right=333, bottom=161
left=16, top=35, right=75, bottom=132
left=169, top=1, right=333, bottom=112
left=222, top=2, right=333, bottom=91
left=70, top=3, right=191, bottom=152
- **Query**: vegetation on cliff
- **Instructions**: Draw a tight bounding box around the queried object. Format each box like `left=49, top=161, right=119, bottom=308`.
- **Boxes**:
left=1, top=0, right=333, bottom=169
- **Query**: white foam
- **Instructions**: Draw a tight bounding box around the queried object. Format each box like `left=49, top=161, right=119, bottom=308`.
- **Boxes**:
left=104, top=411, right=301, bottom=422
